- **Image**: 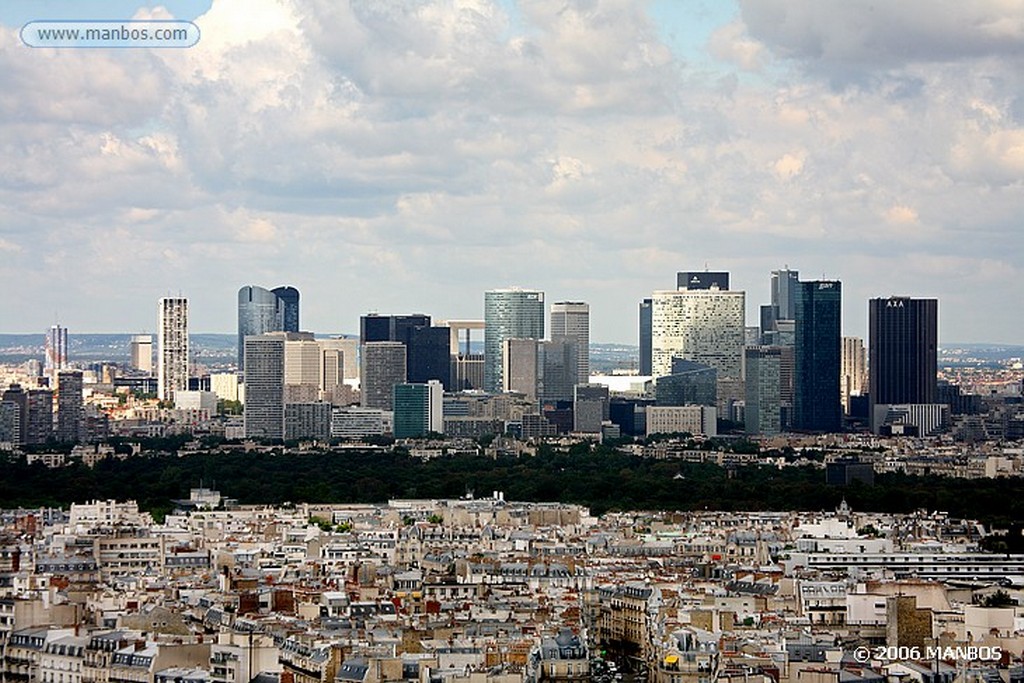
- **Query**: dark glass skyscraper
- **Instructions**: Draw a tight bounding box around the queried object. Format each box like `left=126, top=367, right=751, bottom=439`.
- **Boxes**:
left=793, top=280, right=841, bottom=432
left=359, top=314, right=449, bottom=389
left=868, top=297, right=938, bottom=408
left=360, top=314, right=431, bottom=344
left=405, top=325, right=451, bottom=388
left=639, top=299, right=652, bottom=375
left=271, top=286, right=300, bottom=332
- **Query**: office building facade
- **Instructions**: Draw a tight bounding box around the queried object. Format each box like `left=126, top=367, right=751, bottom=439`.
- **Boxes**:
left=129, top=335, right=153, bottom=374
left=793, top=280, right=842, bottom=432
left=360, top=314, right=431, bottom=344
left=238, top=286, right=281, bottom=370
left=539, top=338, right=579, bottom=403
left=654, top=359, right=717, bottom=407
left=869, top=297, right=938, bottom=408
left=393, top=380, right=443, bottom=438
left=238, top=285, right=300, bottom=370
left=360, top=341, right=407, bottom=411
left=484, top=288, right=545, bottom=393
left=45, top=324, right=68, bottom=377
left=244, top=333, right=286, bottom=440
left=271, top=286, right=300, bottom=333
left=638, top=299, right=652, bottom=376
left=745, top=347, right=782, bottom=436
left=650, top=285, right=745, bottom=410
left=503, top=338, right=539, bottom=401
left=361, top=314, right=449, bottom=388
left=574, top=384, right=609, bottom=433
left=56, top=370, right=84, bottom=444
left=158, top=297, right=189, bottom=401
left=550, top=302, right=590, bottom=385
left=841, top=336, right=867, bottom=415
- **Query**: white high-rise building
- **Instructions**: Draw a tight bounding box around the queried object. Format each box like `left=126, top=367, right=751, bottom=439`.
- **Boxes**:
left=130, top=334, right=153, bottom=374
left=157, top=297, right=189, bottom=401
left=651, top=288, right=745, bottom=380
left=550, top=301, right=590, bottom=385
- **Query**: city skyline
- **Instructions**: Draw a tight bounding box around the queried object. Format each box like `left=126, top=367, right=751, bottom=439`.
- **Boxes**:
left=2, top=1, right=1024, bottom=344
left=5, top=270, right=971, bottom=348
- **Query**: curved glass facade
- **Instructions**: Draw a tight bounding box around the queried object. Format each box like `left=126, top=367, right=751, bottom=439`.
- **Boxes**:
left=238, top=285, right=282, bottom=370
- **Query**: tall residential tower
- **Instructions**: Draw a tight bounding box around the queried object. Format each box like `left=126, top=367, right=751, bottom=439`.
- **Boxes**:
left=158, top=297, right=189, bottom=401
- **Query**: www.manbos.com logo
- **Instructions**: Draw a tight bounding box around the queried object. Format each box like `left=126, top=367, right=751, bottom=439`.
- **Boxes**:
left=21, top=20, right=200, bottom=48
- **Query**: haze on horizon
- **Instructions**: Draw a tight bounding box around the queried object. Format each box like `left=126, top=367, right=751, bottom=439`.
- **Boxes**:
left=1, top=0, right=1023, bottom=345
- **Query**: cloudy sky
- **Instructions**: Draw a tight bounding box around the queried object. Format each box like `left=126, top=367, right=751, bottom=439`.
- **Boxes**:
left=1, top=0, right=1023, bottom=344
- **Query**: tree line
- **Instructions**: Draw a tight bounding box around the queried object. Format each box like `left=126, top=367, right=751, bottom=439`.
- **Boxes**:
left=1, top=445, right=1022, bottom=526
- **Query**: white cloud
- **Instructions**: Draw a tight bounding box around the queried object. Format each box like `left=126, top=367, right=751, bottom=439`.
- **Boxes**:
left=0, top=0, right=1023, bottom=343
left=739, top=0, right=1024, bottom=70
left=708, top=21, right=766, bottom=71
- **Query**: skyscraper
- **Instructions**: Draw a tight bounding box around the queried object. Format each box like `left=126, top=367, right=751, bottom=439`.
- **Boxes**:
left=360, top=314, right=449, bottom=388
left=271, top=286, right=300, bottom=332
left=1, top=385, right=27, bottom=445
left=841, top=336, right=867, bottom=415
left=25, top=389, right=53, bottom=445
left=238, top=286, right=281, bottom=370
left=771, top=268, right=800, bottom=321
left=284, top=333, right=321, bottom=404
left=550, top=301, right=590, bottom=385
left=574, top=384, right=609, bottom=433
left=869, top=297, right=938, bottom=409
left=745, top=347, right=782, bottom=436
left=319, top=337, right=358, bottom=404
left=393, top=380, right=443, bottom=438
left=360, top=341, right=407, bottom=411
left=405, top=326, right=451, bottom=388
left=650, top=278, right=744, bottom=410
left=44, top=324, right=68, bottom=377
left=793, top=280, right=842, bottom=432
left=56, top=370, right=84, bottom=444
left=238, top=285, right=301, bottom=369
left=638, top=299, right=652, bottom=376
left=360, top=313, right=431, bottom=344
left=244, top=333, right=286, bottom=440
left=761, top=268, right=799, bottom=345
left=130, top=335, right=153, bottom=374
left=503, top=338, right=539, bottom=400
left=539, top=337, right=579, bottom=402
left=484, top=288, right=545, bottom=393
left=158, top=297, right=189, bottom=401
